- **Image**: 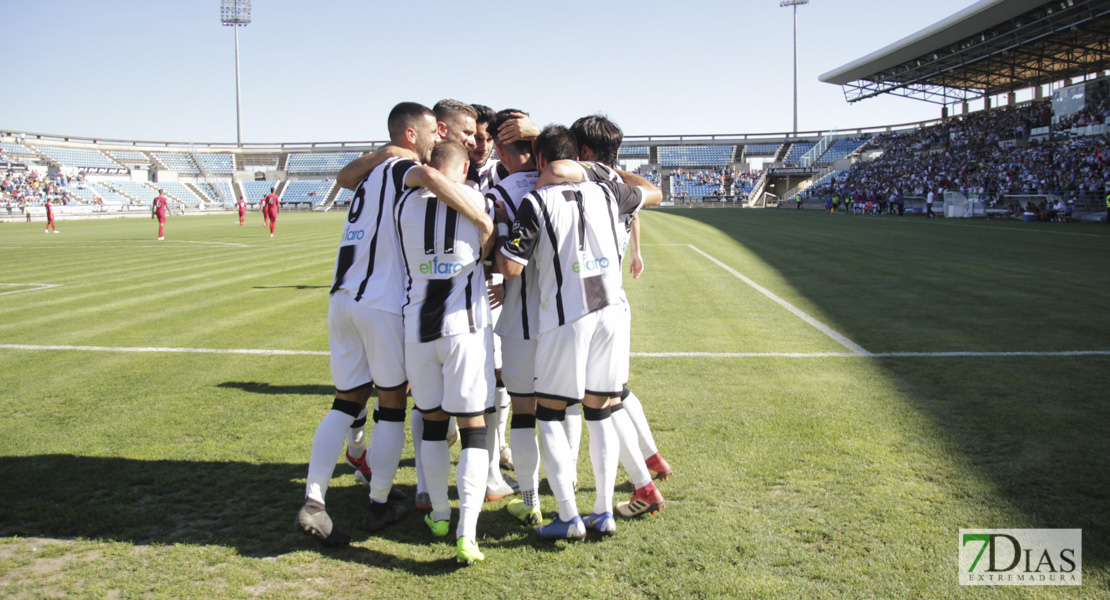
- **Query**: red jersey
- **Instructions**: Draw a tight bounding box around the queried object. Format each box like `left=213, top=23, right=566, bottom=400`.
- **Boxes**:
left=45, top=201, right=54, bottom=220
left=263, top=193, right=280, bottom=214
left=153, top=195, right=169, bottom=215
left=237, top=199, right=246, bottom=214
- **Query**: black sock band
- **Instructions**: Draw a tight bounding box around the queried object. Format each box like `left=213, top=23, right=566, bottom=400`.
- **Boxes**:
left=331, top=398, right=362, bottom=418
left=583, top=406, right=612, bottom=421
left=372, top=408, right=380, bottom=423
left=511, top=414, right=536, bottom=429
left=621, top=386, right=631, bottom=400
left=351, top=416, right=367, bottom=428
left=459, top=426, right=487, bottom=450
left=377, top=407, right=406, bottom=422
left=423, top=419, right=449, bottom=441
left=535, top=405, right=566, bottom=422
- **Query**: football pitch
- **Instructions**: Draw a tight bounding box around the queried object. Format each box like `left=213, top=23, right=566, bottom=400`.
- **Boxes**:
left=1, top=209, right=1108, bottom=599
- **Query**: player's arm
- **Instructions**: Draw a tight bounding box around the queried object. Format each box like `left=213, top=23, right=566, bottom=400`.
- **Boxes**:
left=496, top=113, right=541, bottom=145
left=337, top=145, right=419, bottom=191
left=403, top=166, right=494, bottom=249
left=615, top=169, right=663, bottom=207
left=536, top=160, right=586, bottom=189
left=495, top=195, right=541, bottom=280
left=629, top=213, right=644, bottom=279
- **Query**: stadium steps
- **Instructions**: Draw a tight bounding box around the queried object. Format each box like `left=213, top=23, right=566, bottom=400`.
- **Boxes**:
left=319, top=181, right=344, bottom=211
left=185, top=182, right=212, bottom=204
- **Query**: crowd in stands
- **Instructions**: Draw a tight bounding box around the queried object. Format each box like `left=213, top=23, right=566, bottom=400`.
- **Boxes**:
left=1, top=169, right=84, bottom=207
left=807, top=99, right=1110, bottom=213
left=667, top=168, right=759, bottom=198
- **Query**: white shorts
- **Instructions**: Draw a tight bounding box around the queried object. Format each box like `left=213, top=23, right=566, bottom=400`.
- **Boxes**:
left=500, top=335, right=537, bottom=397
left=406, top=327, right=494, bottom=417
left=491, top=304, right=503, bottom=371
left=328, top=292, right=406, bottom=393
left=614, top=301, right=631, bottom=387
left=534, top=305, right=624, bottom=403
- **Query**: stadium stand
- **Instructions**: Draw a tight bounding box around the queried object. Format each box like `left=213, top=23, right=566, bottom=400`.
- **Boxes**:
left=31, top=146, right=123, bottom=170
left=92, top=182, right=134, bottom=205
left=282, top=179, right=333, bottom=205
left=618, top=146, right=649, bottom=157
left=1, top=142, right=37, bottom=157
left=152, top=152, right=200, bottom=174
left=195, top=153, right=235, bottom=175
left=285, top=152, right=360, bottom=174
left=155, top=181, right=202, bottom=206
left=241, top=180, right=280, bottom=204
left=815, top=138, right=868, bottom=163
left=658, top=145, right=735, bottom=167
left=783, top=142, right=817, bottom=164
left=742, top=143, right=781, bottom=155
left=334, top=187, right=355, bottom=205
left=106, top=150, right=151, bottom=163
left=110, top=180, right=159, bottom=204
left=198, top=181, right=236, bottom=205
left=64, top=183, right=99, bottom=204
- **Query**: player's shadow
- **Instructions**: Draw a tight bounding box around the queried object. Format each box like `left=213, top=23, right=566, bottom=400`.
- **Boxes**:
left=217, top=381, right=334, bottom=396
left=252, top=285, right=330, bottom=290
left=0, top=455, right=562, bottom=572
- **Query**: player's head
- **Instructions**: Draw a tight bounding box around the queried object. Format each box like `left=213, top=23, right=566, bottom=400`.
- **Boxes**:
left=490, top=109, right=533, bottom=158
left=158, top=189, right=164, bottom=195
left=270, top=187, right=275, bottom=193
left=532, top=125, right=578, bottom=171
left=429, top=141, right=470, bottom=185
left=433, top=99, right=478, bottom=152
left=470, top=103, right=495, bottom=167
left=387, top=101, right=438, bottom=162
left=570, top=114, right=622, bottom=166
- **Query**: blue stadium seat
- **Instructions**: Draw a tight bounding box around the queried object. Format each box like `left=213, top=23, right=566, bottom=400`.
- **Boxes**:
left=286, top=152, right=360, bottom=174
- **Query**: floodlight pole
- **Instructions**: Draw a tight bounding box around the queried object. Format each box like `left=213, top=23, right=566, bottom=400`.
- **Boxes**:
left=221, top=0, right=251, bottom=146
left=781, top=0, right=809, bottom=135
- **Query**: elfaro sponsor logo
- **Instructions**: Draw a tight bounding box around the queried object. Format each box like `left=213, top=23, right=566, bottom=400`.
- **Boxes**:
left=959, top=529, right=1081, bottom=586
left=342, top=226, right=365, bottom=241
left=420, top=256, right=463, bottom=275
left=572, top=254, right=610, bottom=274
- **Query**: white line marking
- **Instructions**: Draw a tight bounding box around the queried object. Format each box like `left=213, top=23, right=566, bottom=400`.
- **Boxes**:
left=0, top=344, right=327, bottom=356
left=4, top=344, right=1106, bottom=359
left=0, top=283, right=60, bottom=296
left=686, top=244, right=873, bottom=356
left=171, top=240, right=249, bottom=247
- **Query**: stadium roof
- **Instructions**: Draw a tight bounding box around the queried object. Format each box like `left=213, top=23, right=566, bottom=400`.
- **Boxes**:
left=819, top=0, right=1110, bottom=104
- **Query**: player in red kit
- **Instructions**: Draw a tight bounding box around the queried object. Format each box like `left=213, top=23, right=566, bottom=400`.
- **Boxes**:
left=152, top=190, right=169, bottom=240
left=236, top=195, right=246, bottom=226
left=44, top=199, right=57, bottom=233
left=263, top=187, right=280, bottom=237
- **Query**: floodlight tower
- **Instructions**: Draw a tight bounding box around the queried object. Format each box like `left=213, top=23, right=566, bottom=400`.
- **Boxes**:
left=220, top=0, right=251, bottom=145
left=780, top=0, right=809, bottom=134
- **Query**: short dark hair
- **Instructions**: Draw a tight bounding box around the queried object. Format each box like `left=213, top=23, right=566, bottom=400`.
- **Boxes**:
left=429, top=140, right=469, bottom=171
left=489, top=109, right=532, bottom=156
left=570, top=114, right=622, bottom=166
left=433, top=99, right=477, bottom=123
left=471, top=104, right=495, bottom=126
left=533, top=125, right=578, bottom=164
left=387, top=102, right=435, bottom=142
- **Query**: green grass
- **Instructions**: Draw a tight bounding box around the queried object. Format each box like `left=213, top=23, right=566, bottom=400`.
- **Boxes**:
left=1, top=209, right=1107, bottom=599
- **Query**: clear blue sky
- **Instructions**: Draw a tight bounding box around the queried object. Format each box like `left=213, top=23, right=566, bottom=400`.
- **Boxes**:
left=2, top=0, right=980, bottom=143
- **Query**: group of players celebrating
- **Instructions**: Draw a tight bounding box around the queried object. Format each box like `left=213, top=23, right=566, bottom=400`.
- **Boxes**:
left=296, top=100, right=673, bottom=565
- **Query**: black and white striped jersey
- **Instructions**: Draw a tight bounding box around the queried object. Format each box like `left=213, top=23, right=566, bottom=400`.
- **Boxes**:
left=485, top=171, right=540, bottom=340
left=501, top=179, right=645, bottom=335
left=330, top=157, right=419, bottom=315
left=575, top=161, right=634, bottom=257
left=395, top=182, right=491, bottom=343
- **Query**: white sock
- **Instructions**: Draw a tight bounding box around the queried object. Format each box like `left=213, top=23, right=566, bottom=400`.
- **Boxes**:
left=612, top=408, right=652, bottom=489
left=563, top=403, right=583, bottom=469
left=345, top=407, right=368, bottom=460
left=495, top=386, right=510, bottom=447
left=510, top=425, right=540, bottom=507
left=621, top=391, right=659, bottom=459
left=538, top=418, right=578, bottom=522
left=486, top=414, right=506, bottom=488
left=422, top=438, right=451, bottom=522
left=305, top=409, right=354, bottom=504
left=457, top=444, right=488, bottom=540
left=410, top=409, right=426, bottom=495
left=367, top=418, right=405, bottom=503
left=586, top=415, right=619, bottom=515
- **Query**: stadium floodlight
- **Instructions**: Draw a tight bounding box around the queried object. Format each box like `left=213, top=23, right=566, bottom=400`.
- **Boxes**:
left=780, top=0, right=809, bottom=135
left=220, top=0, right=251, bottom=146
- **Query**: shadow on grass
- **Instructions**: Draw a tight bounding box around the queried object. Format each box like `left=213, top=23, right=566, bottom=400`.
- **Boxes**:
left=663, top=208, right=1110, bottom=568
left=217, top=381, right=334, bottom=396
left=0, top=455, right=565, bottom=573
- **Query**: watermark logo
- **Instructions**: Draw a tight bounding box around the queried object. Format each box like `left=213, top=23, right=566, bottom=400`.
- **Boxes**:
left=959, top=529, right=1081, bottom=586
left=419, top=256, right=463, bottom=275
